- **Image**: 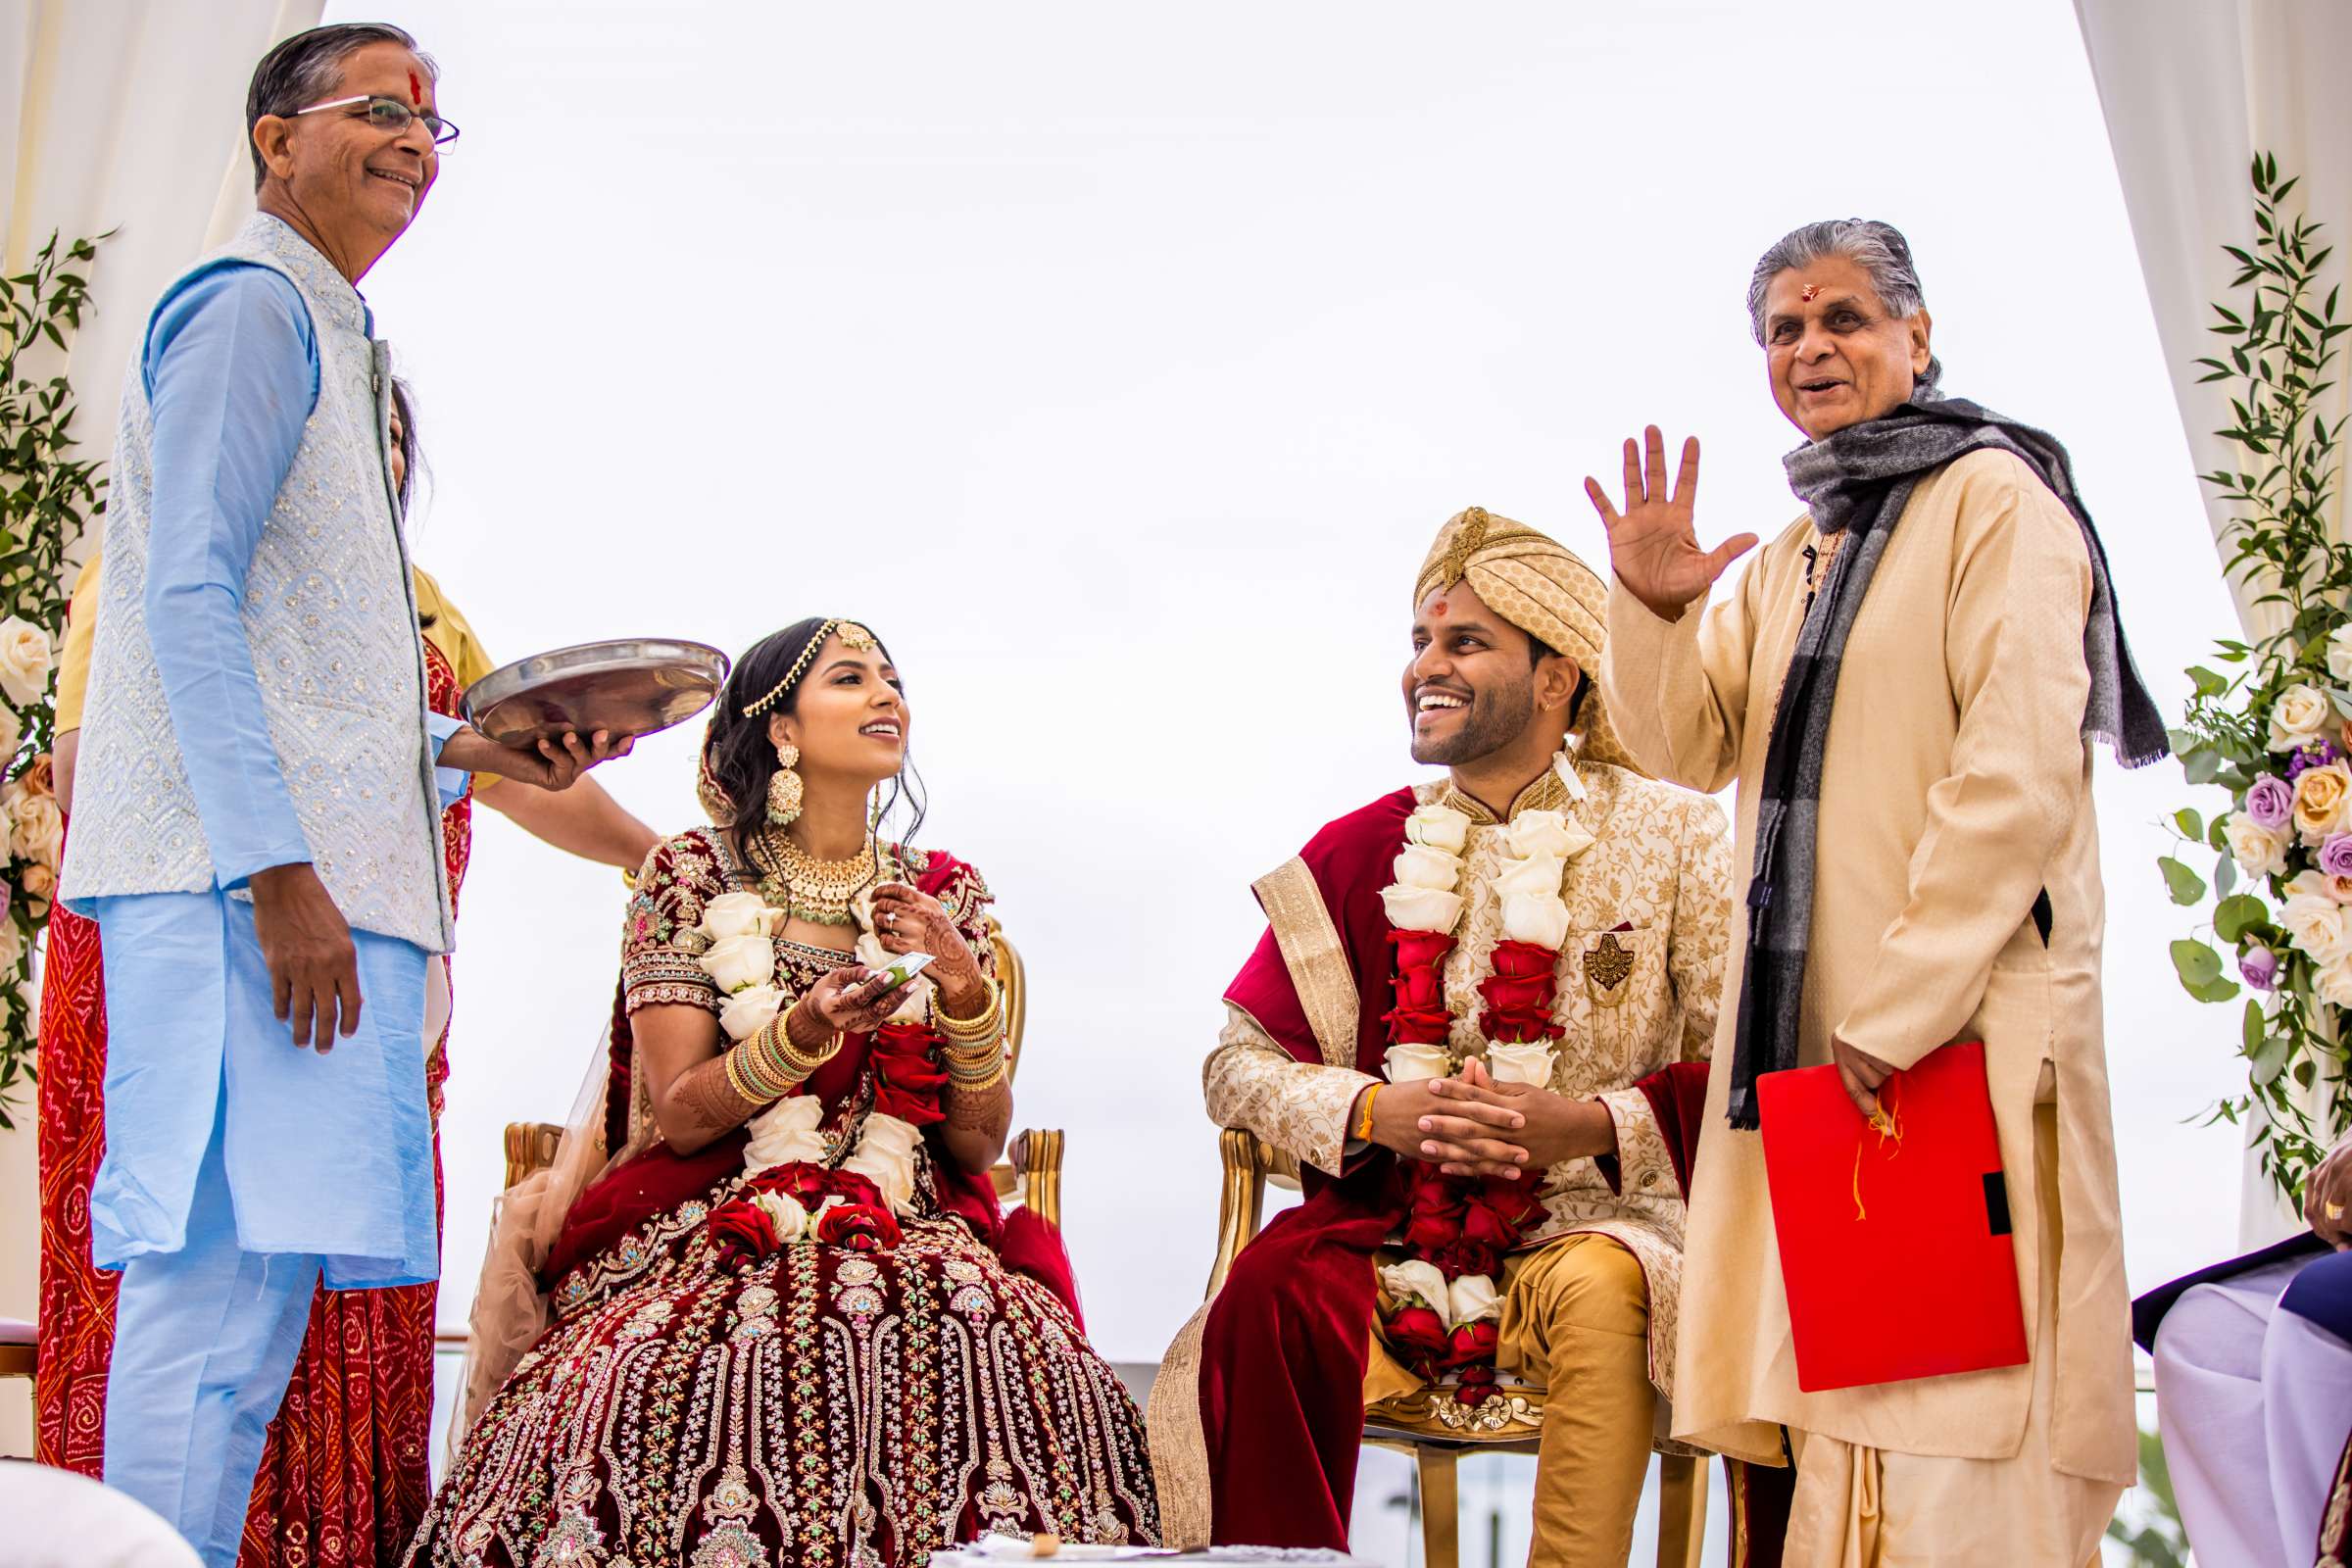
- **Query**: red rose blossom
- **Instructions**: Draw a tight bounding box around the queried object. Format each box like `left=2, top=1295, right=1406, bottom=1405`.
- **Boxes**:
left=1487, top=940, right=1558, bottom=979
left=709, top=1199, right=782, bottom=1269
left=1393, top=963, right=1447, bottom=1011
left=1477, top=971, right=1554, bottom=1015
left=1391, top=929, right=1458, bottom=971
left=1446, top=1320, right=1500, bottom=1369
left=1385, top=1304, right=1449, bottom=1360
left=815, top=1200, right=902, bottom=1252
left=1384, top=1002, right=1453, bottom=1046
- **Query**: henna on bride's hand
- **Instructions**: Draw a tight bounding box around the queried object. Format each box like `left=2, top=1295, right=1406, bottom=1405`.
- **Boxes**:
left=673, top=1054, right=759, bottom=1135
left=947, top=1082, right=1011, bottom=1141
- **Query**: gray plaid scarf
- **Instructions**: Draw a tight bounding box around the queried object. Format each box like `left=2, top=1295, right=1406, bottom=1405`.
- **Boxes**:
left=1724, top=393, right=2168, bottom=1129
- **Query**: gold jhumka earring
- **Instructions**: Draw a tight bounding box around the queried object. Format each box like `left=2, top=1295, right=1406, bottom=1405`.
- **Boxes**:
left=767, top=741, right=804, bottom=826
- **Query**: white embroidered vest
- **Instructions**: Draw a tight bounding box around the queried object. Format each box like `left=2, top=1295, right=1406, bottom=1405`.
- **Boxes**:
left=63, top=214, right=453, bottom=953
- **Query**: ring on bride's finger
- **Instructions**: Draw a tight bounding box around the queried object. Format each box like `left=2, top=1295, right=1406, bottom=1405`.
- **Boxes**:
left=2329, top=1201, right=2345, bottom=1222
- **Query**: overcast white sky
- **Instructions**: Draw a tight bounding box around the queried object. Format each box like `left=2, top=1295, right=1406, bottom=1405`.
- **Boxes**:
left=333, top=0, right=2257, bottom=1386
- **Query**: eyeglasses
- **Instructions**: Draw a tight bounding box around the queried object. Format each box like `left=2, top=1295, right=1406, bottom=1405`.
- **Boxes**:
left=291, top=94, right=460, bottom=148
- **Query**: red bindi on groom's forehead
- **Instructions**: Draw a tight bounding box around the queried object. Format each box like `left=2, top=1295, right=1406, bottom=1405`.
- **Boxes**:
left=1431, top=599, right=1448, bottom=616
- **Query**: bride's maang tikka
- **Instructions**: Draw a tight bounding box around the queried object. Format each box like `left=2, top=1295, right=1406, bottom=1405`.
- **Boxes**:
left=740, top=618, right=880, bottom=718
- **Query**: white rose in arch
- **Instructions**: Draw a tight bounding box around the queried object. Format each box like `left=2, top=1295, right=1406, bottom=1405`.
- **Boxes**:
left=1381, top=884, right=1464, bottom=934
left=1490, top=854, right=1566, bottom=901
left=1447, top=1272, right=1500, bottom=1328
left=1380, top=1259, right=1448, bottom=1315
left=749, top=1189, right=811, bottom=1244
left=0, top=703, right=21, bottom=764
left=699, top=933, right=776, bottom=994
left=2328, top=625, right=2352, bottom=685
left=2269, top=682, right=2334, bottom=753
left=2280, top=879, right=2351, bottom=965
left=0, top=916, right=22, bottom=970
left=1392, top=844, right=1461, bottom=892
left=2318, top=955, right=2352, bottom=1010
left=700, top=891, right=774, bottom=940
left=1483, top=1040, right=1556, bottom=1088
left=2226, top=812, right=2290, bottom=879
left=1500, top=892, right=1572, bottom=950
left=1384, top=1042, right=1453, bottom=1084
left=718, top=983, right=786, bottom=1042
left=7, top=788, right=62, bottom=868
left=0, top=618, right=52, bottom=708
left=1404, top=804, right=1473, bottom=854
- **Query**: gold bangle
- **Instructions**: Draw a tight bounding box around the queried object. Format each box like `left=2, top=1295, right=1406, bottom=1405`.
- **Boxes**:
left=949, top=1059, right=1006, bottom=1096
left=725, top=1039, right=786, bottom=1104
left=1352, top=1083, right=1381, bottom=1143
left=933, top=979, right=1003, bottom=1042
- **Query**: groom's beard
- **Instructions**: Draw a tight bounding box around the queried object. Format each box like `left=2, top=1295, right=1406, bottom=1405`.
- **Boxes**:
left=1410, top=674, right=1537, bottom=767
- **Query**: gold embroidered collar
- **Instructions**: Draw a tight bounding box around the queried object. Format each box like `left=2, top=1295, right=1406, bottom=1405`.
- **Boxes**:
left=1440, top=763, right=1572, bottom=826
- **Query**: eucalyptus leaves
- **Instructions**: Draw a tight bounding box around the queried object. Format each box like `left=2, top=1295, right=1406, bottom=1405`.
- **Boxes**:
left=0, top=230, right=106, bottom=1127
left=2164, top=155, right=2350, bottom=1204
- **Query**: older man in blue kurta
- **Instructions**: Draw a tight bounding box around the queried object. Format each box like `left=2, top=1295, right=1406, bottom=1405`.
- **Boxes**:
left=58, top=27, right=622, bottom=1564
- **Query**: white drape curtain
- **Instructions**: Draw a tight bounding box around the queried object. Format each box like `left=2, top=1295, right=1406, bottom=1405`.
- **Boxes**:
left=0, top=0, right=321, bottom=1458
left=2074, top=0, right=2352, bottom=1246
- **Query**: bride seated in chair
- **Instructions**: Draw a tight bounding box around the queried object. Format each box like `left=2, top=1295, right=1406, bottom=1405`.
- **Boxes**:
left=415, top=617, right=1160, bottom=1568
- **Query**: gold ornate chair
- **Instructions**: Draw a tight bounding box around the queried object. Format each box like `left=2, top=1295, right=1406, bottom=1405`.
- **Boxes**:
left=503, top=921, right=1062, bottom=1230
left=1206, top=1129, right=1710, bottom=1568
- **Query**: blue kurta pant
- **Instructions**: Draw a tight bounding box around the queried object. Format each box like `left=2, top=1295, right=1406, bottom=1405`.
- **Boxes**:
left=91, top=890, right=434, bottom=1567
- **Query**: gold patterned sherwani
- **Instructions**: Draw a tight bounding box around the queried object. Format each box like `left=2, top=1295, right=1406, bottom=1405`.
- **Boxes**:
left=1202, top=753, right=1733, bottom=1402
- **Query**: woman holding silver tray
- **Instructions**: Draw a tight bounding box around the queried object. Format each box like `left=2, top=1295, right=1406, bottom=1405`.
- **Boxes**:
left=416, top=616, right=1159, bottom=1567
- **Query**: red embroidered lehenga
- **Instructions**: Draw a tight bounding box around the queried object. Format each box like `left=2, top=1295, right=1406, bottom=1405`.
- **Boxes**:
left=404, top=827, right=1157, bottom=1568
left=34, top=634, right=476, bottom=1566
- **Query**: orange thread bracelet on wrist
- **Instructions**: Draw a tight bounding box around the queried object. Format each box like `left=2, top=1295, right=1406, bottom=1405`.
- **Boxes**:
left=1353, top=1083, right=1382, bottom=1143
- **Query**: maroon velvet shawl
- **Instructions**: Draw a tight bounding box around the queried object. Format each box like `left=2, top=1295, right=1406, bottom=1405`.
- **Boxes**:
left=1202, top=789, right=1709, bottom=1547
left=543, top=848, right=1084, bottom=1324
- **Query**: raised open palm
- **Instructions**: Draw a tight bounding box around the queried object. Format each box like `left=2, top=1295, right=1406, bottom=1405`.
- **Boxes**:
left=1584, top=425, right=1757, bottom=619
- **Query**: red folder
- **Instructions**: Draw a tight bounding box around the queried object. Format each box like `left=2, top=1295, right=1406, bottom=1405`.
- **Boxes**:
left=1757, top=1041, right=2028, bottom=1392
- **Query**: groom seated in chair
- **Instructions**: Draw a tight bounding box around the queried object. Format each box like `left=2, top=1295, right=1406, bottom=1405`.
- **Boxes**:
left=1148, top=509, right=1731, bottom=1568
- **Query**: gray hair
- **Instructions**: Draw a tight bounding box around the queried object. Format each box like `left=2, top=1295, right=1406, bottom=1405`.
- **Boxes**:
left=1745, top=218, right=1940, bottom=391
left=245, top=24, right=438, bottom=190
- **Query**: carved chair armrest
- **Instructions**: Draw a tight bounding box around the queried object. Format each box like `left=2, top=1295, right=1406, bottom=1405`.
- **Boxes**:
left=504, top=1121, right=566, bottom=1189
left=1205, top=1128, right=1274, bottom=1299
left=992, top=1128, right=1064, bottom=1230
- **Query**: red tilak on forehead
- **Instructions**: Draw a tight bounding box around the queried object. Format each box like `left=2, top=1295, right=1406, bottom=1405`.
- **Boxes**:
left=1800, top=284, right=1821, bottom=302
left=408, top=70, right=422, bottom=108
left=1432, top=599, right=1448, bottom=616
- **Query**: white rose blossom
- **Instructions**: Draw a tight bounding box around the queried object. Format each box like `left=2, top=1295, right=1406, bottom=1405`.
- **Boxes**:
left=1489, top=854, right=1566, bottom=901
left=1482, top=1040, right=1555, bottom=1087
left=844, top=1112, right=923, bottom=1212
left=2280, top=872, right=2352, bottom=964
left=2328, top=626, right=2352, bottom=685
left=1392, top=844, right=1462, bottom=892
left=1380, top=1259, right=1449, bottom=1315
left=7, top=788, right=63, bottom=868
left=2319, top=955, right=2352, bottom=1011
left=1500, top=892, right=1572, bottom=950
left=1506, top=809, right=1590, bottom=860
left=0, top=917, right=22, bottom=970
left=743, top=1093, right=825, bottom=1175
left=1384, top=1042, right=1453, bottom=1084
left=1381, top=884, right=1464, bottom=934
left=1404, top=805, right=1473, bottom=855
left=1447, top=1272, right=1500, bottom=1328
left=2269, top=682, right=2334, bottom=753
left=749, top=1189, right=811, bottom=1244
left=698, top=933, right=777, bottom=994
left=718, top=984, right=786, bottom=1042
left=699, top=891, right=775, bottom=940
left=0, top=617, right=52, bottom=709
left=0, top=704, right=21, bottom=764
left=2227, top=812, right=2291, bottom=879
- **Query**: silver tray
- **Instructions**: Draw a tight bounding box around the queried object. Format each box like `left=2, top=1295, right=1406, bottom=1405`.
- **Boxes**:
left=463, top=637, right=730, bottom=750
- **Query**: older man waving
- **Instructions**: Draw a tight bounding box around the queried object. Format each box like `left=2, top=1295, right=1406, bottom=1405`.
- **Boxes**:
left=60, top=26, right=621, bottom=1563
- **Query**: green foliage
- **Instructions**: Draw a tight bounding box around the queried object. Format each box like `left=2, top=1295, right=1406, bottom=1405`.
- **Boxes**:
left=2104, top=1423, right=2188, bottom=1567
left=2164, top=154, right=2352, bottom=1207
left=0, top=229, right=107, bottom=1128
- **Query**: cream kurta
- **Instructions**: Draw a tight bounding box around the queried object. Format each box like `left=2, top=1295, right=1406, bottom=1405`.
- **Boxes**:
left=1601, top=448, right=2136, bottom=1496
left=1202, top=757, right=1733, bottom=1399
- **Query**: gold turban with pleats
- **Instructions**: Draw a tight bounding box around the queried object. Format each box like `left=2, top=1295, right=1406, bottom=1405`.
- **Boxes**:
left=1412, top=505, right=1646, bottom=776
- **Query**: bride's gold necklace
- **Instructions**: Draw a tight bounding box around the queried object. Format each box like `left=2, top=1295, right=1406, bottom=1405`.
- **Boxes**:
left=760, top=831, right=878, bottom=928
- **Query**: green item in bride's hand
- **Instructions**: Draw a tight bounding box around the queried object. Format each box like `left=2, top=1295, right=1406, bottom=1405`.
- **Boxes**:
left=867, top=953, right=934, bottom=994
